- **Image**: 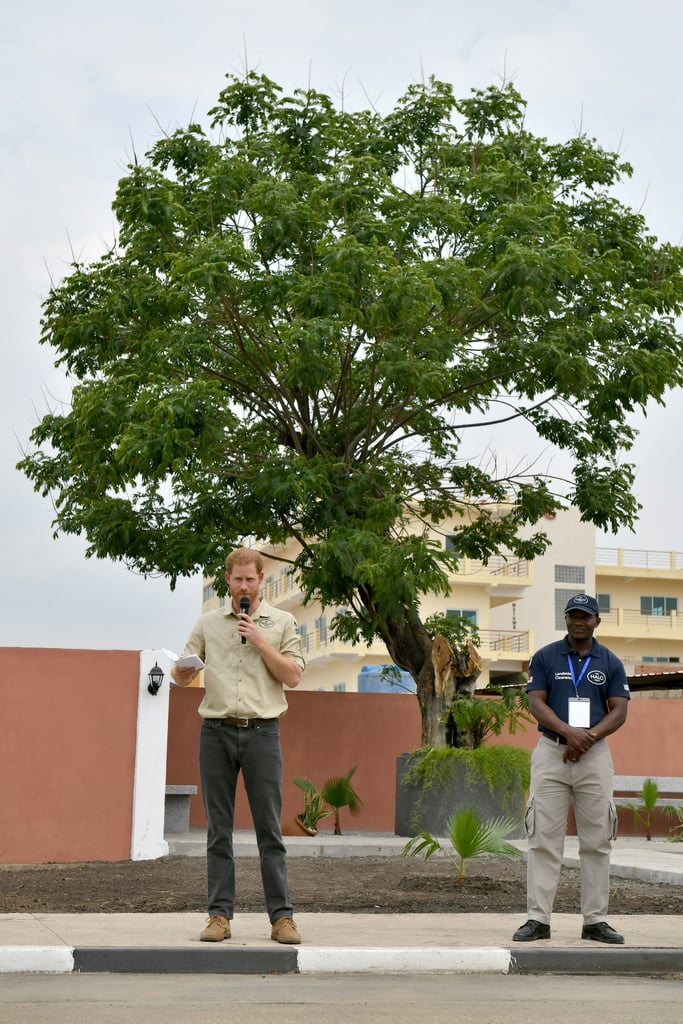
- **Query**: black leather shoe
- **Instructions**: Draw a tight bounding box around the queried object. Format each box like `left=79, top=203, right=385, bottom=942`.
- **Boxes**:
left=581, top=922, right=624, bottom=944
left=512, top=919, right=551, bottom=942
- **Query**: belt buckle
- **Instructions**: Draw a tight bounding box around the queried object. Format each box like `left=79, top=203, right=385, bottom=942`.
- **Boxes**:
left=235, top=717, right=250, bottom=728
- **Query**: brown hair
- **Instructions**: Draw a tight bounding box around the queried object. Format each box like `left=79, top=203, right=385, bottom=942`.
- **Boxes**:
left=225, top=547, right=264, bottom=575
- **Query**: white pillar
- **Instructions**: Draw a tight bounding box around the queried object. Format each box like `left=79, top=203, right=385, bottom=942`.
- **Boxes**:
left=130, top=650, right=172, bottom=860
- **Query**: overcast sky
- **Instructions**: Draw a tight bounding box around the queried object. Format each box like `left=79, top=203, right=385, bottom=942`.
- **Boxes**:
left=3, top=1, right=682, bottom=650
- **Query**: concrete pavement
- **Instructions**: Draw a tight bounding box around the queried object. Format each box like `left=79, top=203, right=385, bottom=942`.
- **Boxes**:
left=1, top=831, right=682, bottom=976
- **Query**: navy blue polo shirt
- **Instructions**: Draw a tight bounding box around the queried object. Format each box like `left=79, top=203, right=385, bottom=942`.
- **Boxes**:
left=526, top=636, right=630, bottom=741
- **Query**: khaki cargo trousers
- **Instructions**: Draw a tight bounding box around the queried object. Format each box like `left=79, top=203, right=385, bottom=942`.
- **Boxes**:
left=525, top=735, right=617, bottom=925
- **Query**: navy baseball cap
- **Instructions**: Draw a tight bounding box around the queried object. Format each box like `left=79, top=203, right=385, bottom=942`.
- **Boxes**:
left=564, top=594, right=599, bottom=616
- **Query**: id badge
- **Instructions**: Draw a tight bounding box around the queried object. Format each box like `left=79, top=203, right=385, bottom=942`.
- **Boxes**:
left=568, top=697, right=591, bottom=728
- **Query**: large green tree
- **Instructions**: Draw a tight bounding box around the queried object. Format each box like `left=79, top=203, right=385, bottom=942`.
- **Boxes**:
left=19, top=72, right=683, bottom=745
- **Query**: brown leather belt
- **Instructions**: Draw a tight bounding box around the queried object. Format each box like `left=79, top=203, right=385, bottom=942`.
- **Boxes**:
left=220, top=716, right=276, bottom=728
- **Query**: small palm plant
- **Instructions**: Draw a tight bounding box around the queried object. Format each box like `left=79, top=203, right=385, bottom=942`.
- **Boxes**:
left=292, top=776, right=332, bottom=833
left=320, top=766, right=363, bottom=835
left=618, top=777, right=660, bottom=841
left=619, top=777, right=683, bottom=842
left=402, top=807, right=521, bottom=882
left=666, top=805, right=683, bottom=842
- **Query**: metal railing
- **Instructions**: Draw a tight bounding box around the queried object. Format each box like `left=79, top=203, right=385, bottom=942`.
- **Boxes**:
left=264, top=572, right=301, bottom=603
left=299, top=626, right=530, bottom=660
left=264, top=554, right=532, bottom=608
left=451, top=555, right=530, bottom=579
left=598, top=608, right=683, bottom=633
left=477, top=629, right=531, bottom=654
left=300, top=630, right=387, bottom=658
left=489, top=557, right=529, bottom=577
left=596, top=547, right=683, bottom=571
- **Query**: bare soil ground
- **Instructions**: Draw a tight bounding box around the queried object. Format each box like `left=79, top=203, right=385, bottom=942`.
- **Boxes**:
left=1, top=854, right=681, bottom=915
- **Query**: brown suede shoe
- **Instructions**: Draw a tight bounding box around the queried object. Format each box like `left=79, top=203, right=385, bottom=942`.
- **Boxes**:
left=200, top=914, right=231, bottom=942
left=270, top=916, right=301, bottom=944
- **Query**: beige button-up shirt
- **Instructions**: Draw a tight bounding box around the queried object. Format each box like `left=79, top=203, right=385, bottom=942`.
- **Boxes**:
left=182, top=599, right=305, bottom=719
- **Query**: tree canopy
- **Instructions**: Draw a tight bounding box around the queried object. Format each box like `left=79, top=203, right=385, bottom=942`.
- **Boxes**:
left=19, top=72, right=683, bottom=743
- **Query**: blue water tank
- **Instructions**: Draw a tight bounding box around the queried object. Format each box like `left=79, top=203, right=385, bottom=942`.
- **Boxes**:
left=357, top=664, right=416, bottom=693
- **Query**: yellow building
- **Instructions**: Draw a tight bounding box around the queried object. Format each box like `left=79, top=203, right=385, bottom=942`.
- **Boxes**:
left=594, top=547, right=683, bottom=675
left=200, top=508, right=683, bottom=691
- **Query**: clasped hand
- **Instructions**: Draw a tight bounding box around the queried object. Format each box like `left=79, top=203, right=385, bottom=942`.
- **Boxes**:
left=563, top=728, right=596, bottom=764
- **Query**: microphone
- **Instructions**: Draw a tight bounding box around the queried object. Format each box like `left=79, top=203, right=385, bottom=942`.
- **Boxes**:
left=239, top=596, right=250, bottom=644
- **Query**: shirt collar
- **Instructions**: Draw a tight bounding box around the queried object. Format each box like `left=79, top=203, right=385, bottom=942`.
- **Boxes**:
left=224, top=597, right=272, bottom=619
left=561, top=635, right=602, bottom=658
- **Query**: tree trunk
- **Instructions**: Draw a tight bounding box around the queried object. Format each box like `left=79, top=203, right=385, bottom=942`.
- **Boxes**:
left=418, top=682, right=450, bottom=748
left=374, top=609, right=463, bottom=747
left=376, top=606, right=482, bottom=748
left=373, top=609, right=430, bottom=746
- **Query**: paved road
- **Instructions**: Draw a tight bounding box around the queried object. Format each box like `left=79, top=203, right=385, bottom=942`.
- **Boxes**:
left=1, top=972, right=682, bottom=1024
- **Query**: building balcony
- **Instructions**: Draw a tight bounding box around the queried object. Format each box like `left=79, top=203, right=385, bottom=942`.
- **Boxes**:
left=598, top=608, right=683, bottom=641
left=596, top=547, right=683, bottom=577
left=301, top=626, right=531, bottom=670
left=264, top=572, right=303, bottom=609
left=447, top=555, right=533, bottom=605
left=301, top=631, right=390, bottom=665
left=477, top=628, right=532, bottom=663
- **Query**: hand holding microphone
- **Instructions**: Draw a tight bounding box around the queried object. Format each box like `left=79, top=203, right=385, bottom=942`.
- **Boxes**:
left=239, top=596, right=250, bottom=644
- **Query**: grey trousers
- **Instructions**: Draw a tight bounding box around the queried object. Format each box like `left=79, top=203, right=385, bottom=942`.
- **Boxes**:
left=525, top=736, right=616, bottom=925
left=199, top=718, right=292, bottom=922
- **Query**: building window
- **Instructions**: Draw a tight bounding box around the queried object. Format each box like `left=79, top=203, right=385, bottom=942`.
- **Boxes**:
left=555, top=565, right=586, bottom=584
left=640, top=596, right=678, bottom=617
left=446, top=609, right=477, bottom=625
left=597, top=593, right=611, bottom=614
left=642, top=656, right=680, bottom=663
left=315, top=615, right=328, bottom=644
left=203, top=583, right=215, bottom=603
left=333, top=683, right=347, bottom=692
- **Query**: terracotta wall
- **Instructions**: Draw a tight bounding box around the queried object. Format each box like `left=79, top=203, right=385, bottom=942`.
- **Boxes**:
left=166, top=687, right=422, bottom=832
left=3, top=648, right=682, bottom=865
left=167, top=688, right=683, bottom=837
left=1, top=648, right=139, bottom=863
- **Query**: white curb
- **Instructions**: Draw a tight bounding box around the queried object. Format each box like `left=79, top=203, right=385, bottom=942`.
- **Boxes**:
left=0, top=946, right=75, bottom=974
left=296, top=945, right=513, bottom=974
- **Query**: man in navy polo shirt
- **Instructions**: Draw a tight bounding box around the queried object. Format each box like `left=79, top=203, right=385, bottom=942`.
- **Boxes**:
left=513, top=593, right=630, bottom=945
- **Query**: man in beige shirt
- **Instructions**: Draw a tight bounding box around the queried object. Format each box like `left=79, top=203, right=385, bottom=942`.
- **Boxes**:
left=172, top=547, right=305, bottom=944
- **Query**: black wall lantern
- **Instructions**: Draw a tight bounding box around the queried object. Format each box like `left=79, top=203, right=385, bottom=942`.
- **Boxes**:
left=147, top=661, right=165, bottom=696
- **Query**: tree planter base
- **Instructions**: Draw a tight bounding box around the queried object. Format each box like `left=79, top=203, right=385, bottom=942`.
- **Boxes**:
left=395, top=749, right=528, bottom=838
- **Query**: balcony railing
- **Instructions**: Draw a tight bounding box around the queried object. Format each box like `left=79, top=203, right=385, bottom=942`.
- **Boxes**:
left=300, top=627, right=530, bottom=662
left=265, top=556, right=531, bottom=609
left=450, top=555, right=531, bottom=580
left=598, top=608, right=683, bottom=634
left=477, top=629, right=531, bottom=655
left=264, top=572, right=302, bottom=603
left=300, top=630, right=389, bottom=659
left=596, top=547, right=683, bottom=571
